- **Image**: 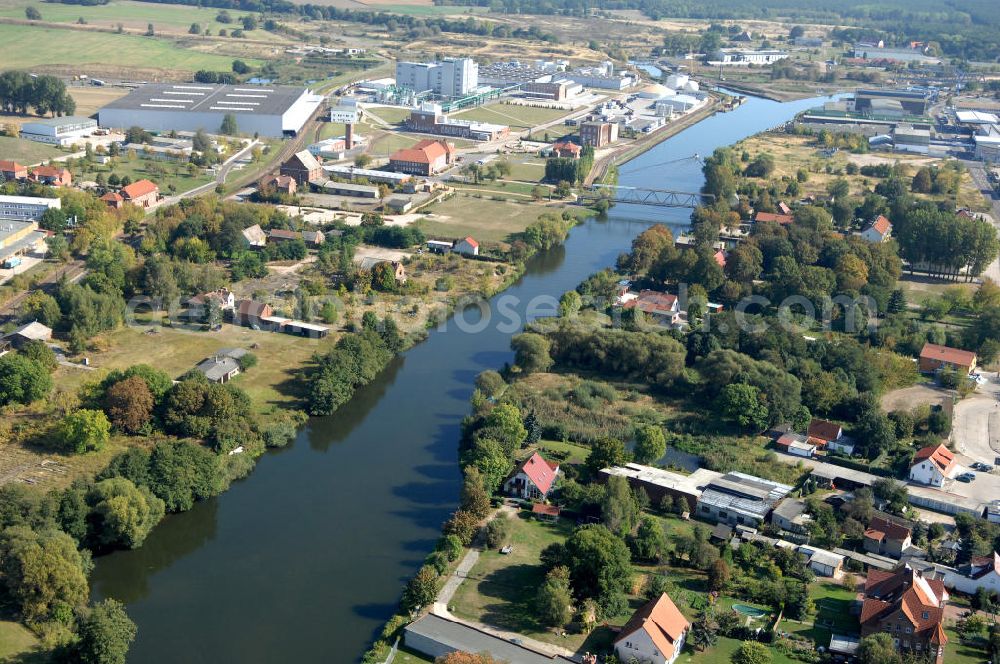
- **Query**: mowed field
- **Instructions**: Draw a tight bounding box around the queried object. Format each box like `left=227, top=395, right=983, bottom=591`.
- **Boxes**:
left=0, top=0, right=276, bottom=34
left=0, top=23, right=258, bottom=71
left=453, top=103, right=572, bottom=130
left=416, top=194, right=555, bottom=243
left=0, top=135, right=65, bottom=163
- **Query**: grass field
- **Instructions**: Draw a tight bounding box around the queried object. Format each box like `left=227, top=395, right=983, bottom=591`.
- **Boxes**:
left=0, top=24, right=258, bottom=72
left=82, top=322, right=337, bottom=411
left=0, top=135, right=65, bottom=164
left=82, top=157, right=214, bottom=196
left=361, top=3, right=487, bottom=15
left=678, top=636, right=800, bottom=664
left=0, top=619, right=44, bottom=663
left=0, top=0, right=249, bottom=34
left=393, top=648, right=435, bottom=663
left=453, top=103, right=572, bottom=130
left=364, top=106, right=414, bottom=125
left=945, top=628, right=991, bottom=664
left=416, top=194, right=555, bottom=243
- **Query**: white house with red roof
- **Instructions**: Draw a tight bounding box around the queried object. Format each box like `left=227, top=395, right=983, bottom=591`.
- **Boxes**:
left=942, top=552, right=1000, bottom=596
left=503, top=452, right=559, bottom=500
left=614, top=592, right=690, bottom=664
left=453, top=236, right=479, bottom=256
left=861, top=215, right=892, bottom=243
left=909, top=444, right=957, bottom=487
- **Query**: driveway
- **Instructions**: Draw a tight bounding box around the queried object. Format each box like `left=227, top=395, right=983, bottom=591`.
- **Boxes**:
left=951, top=377, right=1000, bottom=465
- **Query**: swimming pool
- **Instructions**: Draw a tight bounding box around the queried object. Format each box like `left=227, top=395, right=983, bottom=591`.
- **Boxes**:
left=732, top=604, right=769, bottom=618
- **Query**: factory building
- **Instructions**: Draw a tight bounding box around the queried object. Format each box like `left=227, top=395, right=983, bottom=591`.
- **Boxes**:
left=98, top=83, right=323, bottom=137
left=407, top=104, right=508, bottom=142
left=19, top=116, right=98, bottom=146
left=395, top=58, right=478, bottom=97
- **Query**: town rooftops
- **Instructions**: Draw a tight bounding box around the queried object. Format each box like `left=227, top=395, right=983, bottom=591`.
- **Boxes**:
left=391, top=139, right=452, bottom=165
left=121, top=179, right=158, bottom=199
left=699, top=471, right=793, bottom=521
left=289, top=149, right=322, bottom=172
left=919, top=342, right=977, bottom=369
left=517, top=452, right=559, bottom=495
left=861, top=566, right=948, bottom=643
left=0, top=160, right=25, bottom=173
left=30, top=165, right=69, bottom=179
left=622, top=289, right=678, bottom=316
left=615, top=593, right=690, bottom=662
left=865, top=514, right=912, bottom=542
left=866, top=214, right=892, bottom=235
left=911, top=444, right=955, bottom=474
left=100, top=192, right=124, bottom=203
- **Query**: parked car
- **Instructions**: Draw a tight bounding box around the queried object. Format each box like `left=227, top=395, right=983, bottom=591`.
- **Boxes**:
left=956, top=472, right=976, bottom=483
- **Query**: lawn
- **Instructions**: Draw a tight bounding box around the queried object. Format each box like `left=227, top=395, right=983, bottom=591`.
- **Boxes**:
left=393, top=647, right=435, bottom=663
left=415, top=194, right=555, bottom=243
left=678, top=636, right=801, bottom=664
left=453, top=104, right=572, bottom=130
left=0, top=619, right=45, bottom=663
left=82, top=321, right=337, bottom=412
left=365, top=106, right=415, bottom=125
left=0, top=135, right=65, bottom=164
left=0, top=24, right=258, bottom=72
left=945, top=628, right=991, bottom=664
left=84, top=157, right=214, bottom=196
left=536, top=439, right=590, bottom=465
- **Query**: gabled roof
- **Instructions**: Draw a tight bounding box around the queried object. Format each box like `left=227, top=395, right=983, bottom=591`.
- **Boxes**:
left=754, top=211, right=795, bottom=225
left=121, top=179, right=158, bottom=199
left=235, top=299, right=271, bottom=319
left=287, top=150, right=322, bottom=171
left=460, top=236, right=479, bottom=248
left=970, top=552, right=1000, bottom=579
left=7, top=321, right=52, bottom=341
left=242, top=224, right=267, bottom=244
left=0, top=160, right=26, bottom=172
left=866, top=214, right=892, bottom=235
left=623, top=290, right=678, bottom=316
left=516, top=452, right=559, bottom=495
left=268, top=228, right=301, bottom=241
left=100, top=191, right=123, bottom=202
left=30, top=165, right=68, bottom=178
left=861, top=566, right=947, bottom=640
left=616, top=593, right=690, bottom=662
left=911, top=444, right=955, bottom=475
left=866, top=514, right=911, bottom=542
left=919, top=342, right=977, bottom=368
left=390, top=140, right=451, bottom=165
left=808, top=418, right=843, bottom=442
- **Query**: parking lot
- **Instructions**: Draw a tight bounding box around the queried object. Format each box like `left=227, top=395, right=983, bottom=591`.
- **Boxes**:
left=952, top=377, right=1000, bottom=466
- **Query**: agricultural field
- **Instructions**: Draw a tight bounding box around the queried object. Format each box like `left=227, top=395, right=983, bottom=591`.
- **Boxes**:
left=0, top=0, right=258, bottom=35
left=0, top=23, right=260, bottom=73
left=453, top=103, right=573, bottom=130
left=0, top=135, right=65, bottom=164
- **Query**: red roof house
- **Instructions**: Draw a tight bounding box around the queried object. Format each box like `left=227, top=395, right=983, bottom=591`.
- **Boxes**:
left=503, top=452, right=559, bottom=499
left=614, top=592, right=691, bottom=664
left=453, top=236, right=479, bottom=256
left=121, top=179, right=159, bottom=208
left=863, top=514, right=914, bottom=558
left=862, top=215, right=893, bottom=243
left=551, top=141, right=582, bottom=159
left=909, top=444, right=957, bottom=487
left=0, top=160, right=27, bottom=181
left=754, top=211, right=795, bottom=225
left=919, top=342, right=977, bottom=374
left=100, top=191, right=124, bottom=209
left=860, top=566, right=949, bottom=664
left=389, top=139, right=454, bottom=176
left=29, top=165, right=71, bottom=187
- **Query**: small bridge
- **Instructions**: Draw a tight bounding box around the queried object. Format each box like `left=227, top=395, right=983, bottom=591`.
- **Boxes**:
left=578, top=184, right=715, bottom=209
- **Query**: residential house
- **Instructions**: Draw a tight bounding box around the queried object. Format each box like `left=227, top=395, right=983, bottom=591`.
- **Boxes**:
left=798, top=545, right=845, bottom=577
left=919, top=343, right=977, bottom=374
left=280, top=150, right=323, bottom=185
left=193, top=348, right=247, bottom=384
left=531, top=503, right=561, bottom=521
left=754, top=211, right=795, bottom=225
left=268, top=229, right=302, bottom=243
left=389, top=139, right=454, bottom=176
left=771, top=498, right=812, bottom=536
left=0, top=161, right=27, bottom=181
left=909, top=444, right=957, bottom=487
left=808, top=418, right=855, bottom=455
left=503, top=452, right=559, bottom=500
left=453, top=236, right=479, bottom=256
left=860, top=566, right=949, bottom=663
left=260, top=174, right=297, bottom=195
left=695, top=472, right=793, bottom=527
left=301, top=230, right=324, bottom=246
left=232, top=299, right=274, bottom=327
left=622, top=289, right=681, bottom=325
left=712, top=249, right=727, bottom=268
left=550, top=141, right=582, bottom=159
left=862, top=215, right=892, bottom=243
left=614, top=593, right=690, bottom=664
left=776, top=432, right=817, bottom=458
left=0, top=321, right=52, bottom=349
left=100, top=192, right=124, bottom=209
left=187, top=288, right=236, bottom=311
left=121, top=179, right=159, bottom=208
left=29, top=165, right=71, bottom=187
left=777, top=201, right=792, bottom=215
left=242, top=224, right=267, bottom=248
left=385, top=194, right=414, bottom=214
left=356, top=256, right=407, bottom=284
left=864, top=514, right=914, bottom=558
left=940, top=552, right=1000, bottom=596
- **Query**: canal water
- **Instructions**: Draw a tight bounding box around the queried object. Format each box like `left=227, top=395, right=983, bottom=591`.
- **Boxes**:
left=90, top=92, right=833, bottom=663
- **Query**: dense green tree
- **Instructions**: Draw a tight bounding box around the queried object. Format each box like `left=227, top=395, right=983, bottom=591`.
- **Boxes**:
left=56, top=409, right=111, bottom=454
left=857, top=633, right=903, bottom=664
left=601, top=475, right=639, bottom=537
left=0, top=525, right=90, bottom=622
left=511, top=332, right=553, bottom=374
left=688, top=607, right=720, bottom=651
left=103, top=376, right=154, bottom=435
left=733, top=641, right=772, bottom=664
left=74, top=598, right=137, bottom=664
left=466, top=439, right=513, bottom=493
left=535, top=565, right=573, bottom=628
left=400, top=565, right=439, bottom=611
left=86, top=478, right=165, bottom=549
left=632, top=425, right=666, bottom=465
left=460, top=467, right=491, bottom=519
left=585, top=437, right=629, bottom=476
left=562, top=524, right=631, bottom=617
left=484, top=513, right=510, bottom=548
left=717, top=383, right=769, bottom=431
left=0, top=354, right=52, bottom=406
left=630, top=516, right=668, bottom=562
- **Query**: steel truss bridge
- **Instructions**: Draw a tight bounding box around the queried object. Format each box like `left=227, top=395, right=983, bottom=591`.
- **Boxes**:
left=578, top=184, right=715, bottom=209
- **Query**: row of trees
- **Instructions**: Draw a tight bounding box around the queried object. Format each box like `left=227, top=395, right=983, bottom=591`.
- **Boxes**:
left=0, top=71, right=76, bottom=116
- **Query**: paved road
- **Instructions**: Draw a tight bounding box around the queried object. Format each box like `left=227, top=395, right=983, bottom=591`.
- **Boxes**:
left=952, top=377, right=1000, bottom=464
left=963, top=161, right=1000, bottom=283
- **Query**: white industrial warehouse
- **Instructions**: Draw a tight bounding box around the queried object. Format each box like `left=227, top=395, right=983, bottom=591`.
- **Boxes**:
left=98, top=83, right=323, bottom=137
